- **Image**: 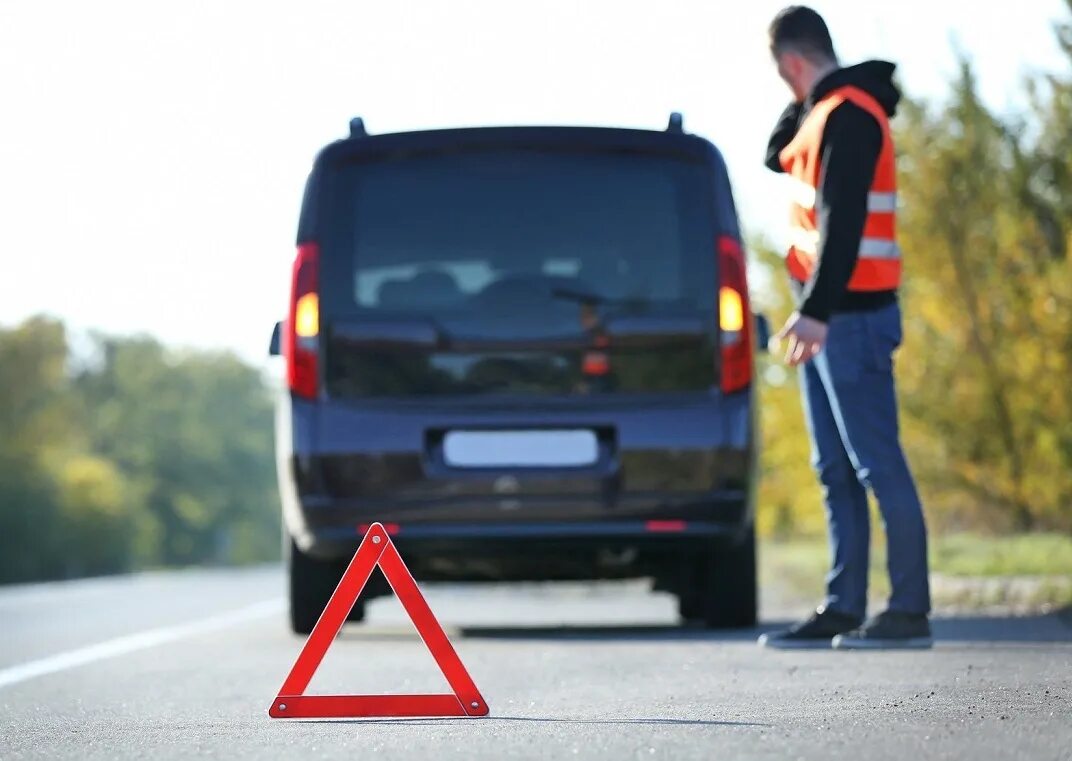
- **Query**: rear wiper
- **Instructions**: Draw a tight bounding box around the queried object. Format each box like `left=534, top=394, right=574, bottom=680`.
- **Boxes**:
left=550, top=287, right=618, bottom=306
left=550, top=288, right=666, bottom=316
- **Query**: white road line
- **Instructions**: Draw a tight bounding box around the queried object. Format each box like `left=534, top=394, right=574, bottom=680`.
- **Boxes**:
left=0, top=598, right=284, bottom=690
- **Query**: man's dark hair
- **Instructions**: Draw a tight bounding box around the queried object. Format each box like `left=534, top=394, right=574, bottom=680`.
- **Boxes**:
left=769, top=6, right=838, bottom=63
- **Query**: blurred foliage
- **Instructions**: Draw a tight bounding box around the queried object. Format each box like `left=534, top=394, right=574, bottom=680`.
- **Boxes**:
left=755, top=3, right=1072, bottom=538
left=761, top=533, right=1072, bottom=612
left=0, top=319, right=279, bottom=583
left=3, top=8, right=1071, bottom=583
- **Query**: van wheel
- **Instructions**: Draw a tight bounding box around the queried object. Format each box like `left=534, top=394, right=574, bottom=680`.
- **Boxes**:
left=287, top=539, right=364, bottom=635
left=676, top=528, right=757, bottom=629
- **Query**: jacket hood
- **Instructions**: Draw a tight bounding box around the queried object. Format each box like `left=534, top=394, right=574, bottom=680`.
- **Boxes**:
left=808, top=60, right=901, bottom=117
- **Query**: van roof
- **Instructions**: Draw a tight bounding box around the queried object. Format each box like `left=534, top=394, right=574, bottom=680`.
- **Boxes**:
left=313, top=124, right=724, bottom=169
left=296, top=122, right=740, bottom=246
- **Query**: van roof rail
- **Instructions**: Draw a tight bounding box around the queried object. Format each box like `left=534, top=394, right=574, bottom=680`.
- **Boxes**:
left=667, top=112, right=684, bottom=133
left=349, top=117, right=367, bottom=138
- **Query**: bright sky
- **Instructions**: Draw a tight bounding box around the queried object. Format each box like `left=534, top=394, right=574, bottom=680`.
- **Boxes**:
left=1, top=0, right=1067, bottom=365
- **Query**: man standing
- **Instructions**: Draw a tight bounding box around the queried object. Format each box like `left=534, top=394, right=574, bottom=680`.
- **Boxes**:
left=758, top=6, right=933, bottom=649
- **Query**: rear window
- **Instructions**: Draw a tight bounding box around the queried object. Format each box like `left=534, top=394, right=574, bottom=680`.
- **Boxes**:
left=319, top=147, right=717, bottom=334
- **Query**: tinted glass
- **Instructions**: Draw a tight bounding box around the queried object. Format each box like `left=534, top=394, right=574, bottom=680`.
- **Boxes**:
left=321, top=148, right=716, bottom=337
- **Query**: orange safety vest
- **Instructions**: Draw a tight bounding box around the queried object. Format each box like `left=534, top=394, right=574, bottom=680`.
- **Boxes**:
left=778, top=85, right=901, bottom=291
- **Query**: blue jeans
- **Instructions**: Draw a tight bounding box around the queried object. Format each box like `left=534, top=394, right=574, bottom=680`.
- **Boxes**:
left=799, top=302, right=931, bottom=618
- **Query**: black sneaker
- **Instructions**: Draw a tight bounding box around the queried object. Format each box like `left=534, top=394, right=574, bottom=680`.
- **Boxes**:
left=832, top=610, right=933, bottom=650
left=757, top=608, right=863, bottom=650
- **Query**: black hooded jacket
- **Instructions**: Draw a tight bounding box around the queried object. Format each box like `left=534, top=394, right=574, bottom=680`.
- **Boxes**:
left=765, top=60, right=902, bottom=322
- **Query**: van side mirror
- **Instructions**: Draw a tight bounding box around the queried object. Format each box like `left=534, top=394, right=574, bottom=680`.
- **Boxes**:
left=754, top=313, right=771, bottom=353
left=269, top=321, right=282, bottom=356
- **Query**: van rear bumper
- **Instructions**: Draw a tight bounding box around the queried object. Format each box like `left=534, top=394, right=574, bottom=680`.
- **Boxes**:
left=298, top=515, right=751, bottom=584
left=290, top=489, right=748, bottom=559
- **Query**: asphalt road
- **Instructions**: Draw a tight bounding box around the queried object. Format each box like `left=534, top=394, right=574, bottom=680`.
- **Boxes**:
left=1, top=565, right=1069, bottom=760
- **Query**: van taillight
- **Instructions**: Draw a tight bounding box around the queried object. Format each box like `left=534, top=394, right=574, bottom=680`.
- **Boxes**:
left=718, top=235, right=753, bottom=394
left=285, top=242, right=320, bottom=399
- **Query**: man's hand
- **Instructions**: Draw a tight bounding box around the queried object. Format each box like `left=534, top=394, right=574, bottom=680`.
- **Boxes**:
left=771, top=311, right=829, bottom=366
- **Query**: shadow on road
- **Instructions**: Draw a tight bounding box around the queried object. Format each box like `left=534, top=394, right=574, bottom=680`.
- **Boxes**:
left=931, top=610, right=1071, bottom=643
left=449, top=610, right=1071, bottom=644
left=456, top=624, right=764, bottom=642
left=290, top=717, right=770, bottom=728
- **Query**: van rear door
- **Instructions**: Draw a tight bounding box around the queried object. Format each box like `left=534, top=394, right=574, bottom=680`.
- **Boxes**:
left=316, top=142, right=720, bottom=399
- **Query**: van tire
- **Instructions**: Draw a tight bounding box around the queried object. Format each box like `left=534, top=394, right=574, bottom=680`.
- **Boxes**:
left=287, top=539, right=364, bottom=635
left=676, top=528, right=757, bottom=629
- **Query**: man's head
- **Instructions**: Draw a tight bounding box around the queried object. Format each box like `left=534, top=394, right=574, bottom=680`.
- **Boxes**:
left=769, top=6, right=839, bottom=102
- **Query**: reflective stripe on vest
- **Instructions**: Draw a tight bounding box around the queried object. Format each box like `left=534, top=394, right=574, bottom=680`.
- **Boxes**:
left=788, top=176, right=899, bottom=214
left=789, top=226, right=902, bottom=259
left=778, top=84, right=901, bottom=292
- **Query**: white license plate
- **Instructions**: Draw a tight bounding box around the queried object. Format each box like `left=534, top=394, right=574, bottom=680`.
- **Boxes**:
left=443, top=430, right=599, bottom=468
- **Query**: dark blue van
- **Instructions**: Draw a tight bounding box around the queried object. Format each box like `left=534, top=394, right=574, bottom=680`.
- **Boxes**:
left=270, top=115, right=766, bottom=633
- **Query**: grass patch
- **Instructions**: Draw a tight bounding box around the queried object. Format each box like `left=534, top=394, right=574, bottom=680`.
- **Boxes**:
left=760, top=532, right=1072, bottom=613
left=930, top=533, right=1072, bottom=577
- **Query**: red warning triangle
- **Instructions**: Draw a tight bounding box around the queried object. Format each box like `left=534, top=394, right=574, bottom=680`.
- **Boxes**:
left=268, top=522, right=489, bottom=719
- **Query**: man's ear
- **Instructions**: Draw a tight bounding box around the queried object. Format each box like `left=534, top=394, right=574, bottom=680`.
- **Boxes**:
left=783, top=54, right=808, bottom=102
left=782, top=53, right=800, bottom=78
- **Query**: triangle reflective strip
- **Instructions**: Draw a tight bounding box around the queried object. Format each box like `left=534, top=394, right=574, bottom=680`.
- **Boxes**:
left=268, top=523, right=489, bottom=719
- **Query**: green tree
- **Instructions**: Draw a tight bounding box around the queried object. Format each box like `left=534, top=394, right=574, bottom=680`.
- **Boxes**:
left=0, top=318, right=281, bottom=584
left=0, top=318, right=71, bottom=580
left=73, top=336, right=280, bottom=567
left=0, top=318, right=136, bottom=580
left=895, top=51, right=1072, bottom=531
